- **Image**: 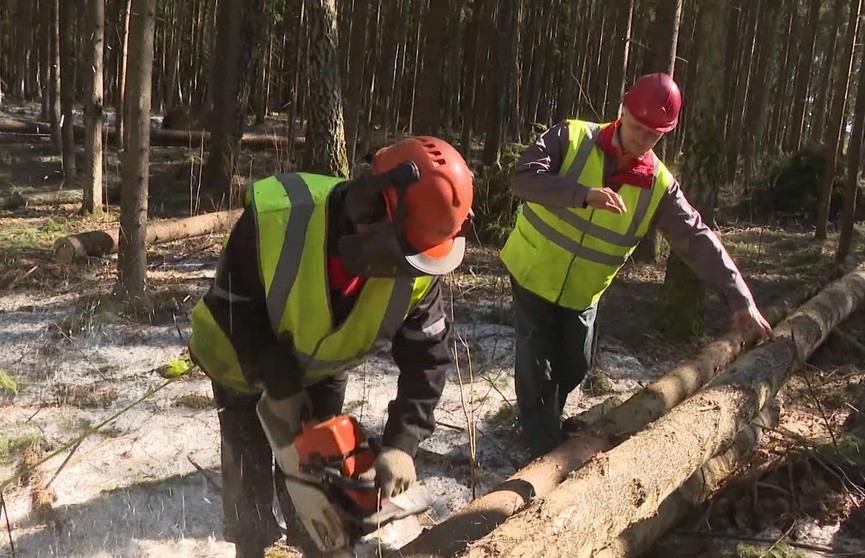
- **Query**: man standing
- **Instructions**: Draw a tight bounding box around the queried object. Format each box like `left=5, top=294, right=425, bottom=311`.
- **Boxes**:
left=188, top=137, right=473, bottom=557
left=500, top=73, right=773, bottom=458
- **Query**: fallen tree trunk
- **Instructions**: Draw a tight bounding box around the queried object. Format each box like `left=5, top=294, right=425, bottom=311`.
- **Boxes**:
left=458, top=265, right=865, bottom=558
left=53, top=209, right=241, bottom=263
left=598, top=401, right=780, bottom=558
left=0, top=116, right=53, bottom=134
left=1, top=189, right=83, bottom=210
left=0, top=116, right=303, bottom=151
left=398, top=287, right=815, bottom=558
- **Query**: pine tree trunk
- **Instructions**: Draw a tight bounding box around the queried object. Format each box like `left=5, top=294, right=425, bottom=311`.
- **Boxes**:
left=786, top=0, right=821, bottom=152
left=835, top=26, right=865, bottom=268
left=722, top=0, right=741, bottom=143
left=117, top=0, right=157, bottom=306
left=40, top=0, right=50, bottom=119
left=116, top=0, right=131, bottom=149
left=481, top=0, right=516, bottom=167
left=653, top=0, right=729, bottom=342
left=49, top=0, right=62, bottom=152
left=815, top=0, right=862, bottom=240
left=202, top=0, right=242, bottom=197
left=303, top=0, right=349, bottom=177
left=413, top=0, right=449, bottom=135
left=724, top=1, right=759, bottom=182
left=459, top=0, right=482, bottom=158
left=554, top=1, right=582, bottom=123
left=83, top=0, right=105, bottom=216
left=605, top=0, right=634, bottom=117
left=59, top=0, right=76, bottom=182
left=740, top=0, right=782, bottom=180
left=651, top=0, right=682, bottom=75
left=343, top=0, right=368, bottom=163
left=223, top=0, right=268, bottom=198
left=810, top=0, right=846, bottom=144
left=767, top=0, right=798, bottom=150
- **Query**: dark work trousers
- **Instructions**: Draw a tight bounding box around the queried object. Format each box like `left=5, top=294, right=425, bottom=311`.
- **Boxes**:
left=212, top=373, right=348, bottom=558
left=511, top=275, right=597, bottom=458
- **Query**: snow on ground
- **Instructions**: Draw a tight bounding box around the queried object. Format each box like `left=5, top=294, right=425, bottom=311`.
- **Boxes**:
left=0, top=278, right=653, bottom=557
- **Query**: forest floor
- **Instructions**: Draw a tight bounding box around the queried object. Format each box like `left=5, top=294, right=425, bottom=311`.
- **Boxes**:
left=0, top=104, right=864, bottom=557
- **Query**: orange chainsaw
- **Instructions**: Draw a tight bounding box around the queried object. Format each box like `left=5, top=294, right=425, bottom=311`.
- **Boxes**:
left=281, top=415, right=429, bottom=552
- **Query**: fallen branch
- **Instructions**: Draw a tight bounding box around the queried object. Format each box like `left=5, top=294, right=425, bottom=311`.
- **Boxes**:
left=53, top=209, right=241, bottom=263
left=0, top=115, right=304, bottom=151
left=398, top=286, right=815, bottom=558
left=458, top=265, right=865, bottom=557
left=1, top=189, right=82, bottom=210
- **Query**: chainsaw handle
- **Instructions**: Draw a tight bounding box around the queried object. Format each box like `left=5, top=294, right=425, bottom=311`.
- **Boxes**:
left=321, top=466, right=378, bottom=492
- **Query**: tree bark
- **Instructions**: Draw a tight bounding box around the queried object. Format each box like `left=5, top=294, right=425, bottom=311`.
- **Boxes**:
left=810, top=0, right=846, bottom=144
left=653, top=0, right=728, bottom=342
left=303, top=0, right=349, bottom=177
left=0, top=116, right=303, bottom=150
left=815, top=0, right=862, bottom=240
left=116, top=0, right=132, bottom=149
left=835, top=19, right=865, bottom=268
left=767, top=0, right=798, bottom=150
left=117, top=0, right=157, bottom=305
left=396, top=285, right=814, bottom=558
left=459, top=265, right=865, bottom=558
left=40, top=0, right=51, bottom=119
left=605, top=0, right=634, bottom=117
left=343, top=0, right=369, bottom=163
left=83, top=0, right=105, bottom=216
left=740, top=0, right=783, bottom=180
left=413, top=0, right=449, bottom=135
left=650, top=0, right=682, bottom=75
left=458, top=0, right=482, bottom=158
left=724, top=1, right=759, bottom=182
left=785, top=0, right=821, bottom=152
left=202, top=0, right=241, bottom=195
left=54, top=209, right=241, bottom=263
left=49, top=0, right=62, bottom=152
left=1, top=189, right=83, bottom=210
left=59, top=0, right=76, bottom=183
left=601, top=403, right=779, bottom=558
left=481, top=0, right=516, bottom=167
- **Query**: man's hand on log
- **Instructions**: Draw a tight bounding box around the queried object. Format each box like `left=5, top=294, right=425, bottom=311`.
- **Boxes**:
left=733, top=306, right=775, bottom=342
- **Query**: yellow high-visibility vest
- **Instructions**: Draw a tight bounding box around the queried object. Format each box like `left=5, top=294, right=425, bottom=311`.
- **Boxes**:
left=501, top=119, right=673, bottom=310
left=189, top=173, right=434, bottom=393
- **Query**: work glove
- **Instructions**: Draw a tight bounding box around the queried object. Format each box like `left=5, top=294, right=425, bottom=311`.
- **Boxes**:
left=368, top=446, right=416, bottom=498
left=256, top=389, right=311, bottom=476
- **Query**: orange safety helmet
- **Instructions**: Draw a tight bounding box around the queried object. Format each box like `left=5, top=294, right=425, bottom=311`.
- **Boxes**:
left=622, top=73, right=683, bottom=133
left=371, top=136, right=474, bottom=275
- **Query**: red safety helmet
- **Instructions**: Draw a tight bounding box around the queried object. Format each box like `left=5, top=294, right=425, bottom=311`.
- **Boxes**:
left=622, top=73, right=683, bottom=133
left=372, top=136, right=474, bottom=275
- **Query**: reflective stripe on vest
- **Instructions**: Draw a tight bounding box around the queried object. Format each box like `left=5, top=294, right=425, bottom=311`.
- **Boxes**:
left=252, top=173, right=315, bottom=334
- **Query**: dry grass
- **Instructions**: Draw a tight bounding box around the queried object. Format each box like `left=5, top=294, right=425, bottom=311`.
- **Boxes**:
left=56, top=383, right=120, bottom=408
left=172, top=392, right=214, bottom=410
